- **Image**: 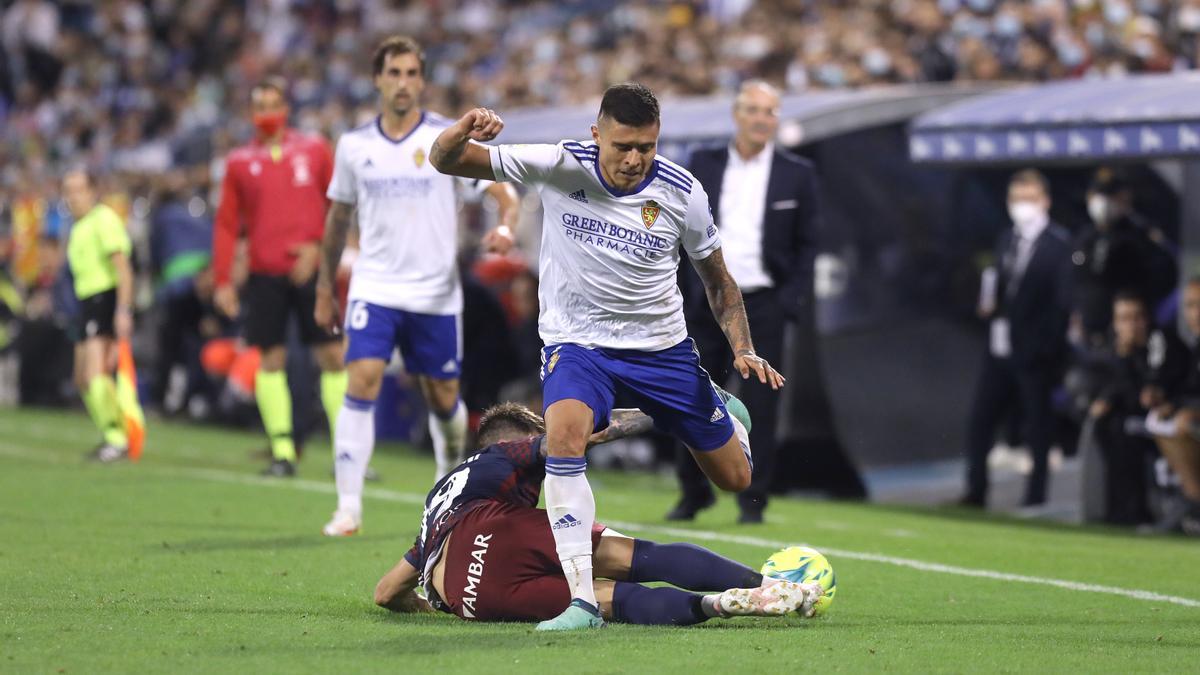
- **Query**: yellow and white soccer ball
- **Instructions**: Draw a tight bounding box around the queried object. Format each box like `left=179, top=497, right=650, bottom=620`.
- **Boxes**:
left=760, top=546, right=837, bottom=616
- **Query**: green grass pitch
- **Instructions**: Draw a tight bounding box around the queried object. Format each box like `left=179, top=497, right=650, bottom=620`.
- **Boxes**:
left=2, top=407, right=1198, bottom=673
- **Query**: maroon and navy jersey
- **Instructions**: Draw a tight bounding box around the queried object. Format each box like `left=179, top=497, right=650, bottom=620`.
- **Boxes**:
left=403, top=435, right=545, bottom=595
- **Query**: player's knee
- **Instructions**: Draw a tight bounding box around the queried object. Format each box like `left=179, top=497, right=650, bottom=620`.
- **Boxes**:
left=347, top=364, right=384, bottom=400
left=713, top=463, right=752, bottom=492
left=259, top=346, right=287, bottom=372
left=314, top=342, right=344, bottom=372
left=427, top=381, right=459, bottom=416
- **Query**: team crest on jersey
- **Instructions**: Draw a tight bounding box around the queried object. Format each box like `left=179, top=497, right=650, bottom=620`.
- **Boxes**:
left=547, top=350, right=561, bottom=373
left=641, top=200, right=661, bottom=229
left=413, top=147, right=426, bottom=168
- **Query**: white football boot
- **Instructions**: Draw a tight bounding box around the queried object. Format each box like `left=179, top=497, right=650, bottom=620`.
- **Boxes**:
left=321, top=509, right=362, bottom=537
left=715, top=578, right=824, bottom=617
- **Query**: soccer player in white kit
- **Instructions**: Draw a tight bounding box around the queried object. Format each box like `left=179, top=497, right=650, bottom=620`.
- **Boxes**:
left=314, top=36, right=519, bottom=537
left=429, top=83, right=785, bottom=630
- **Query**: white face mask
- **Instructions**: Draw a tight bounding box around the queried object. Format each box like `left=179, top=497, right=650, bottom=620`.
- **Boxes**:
left=1088, top=194, right=1114, bottom=224
left=1008, top=200, right=1048, bottom=235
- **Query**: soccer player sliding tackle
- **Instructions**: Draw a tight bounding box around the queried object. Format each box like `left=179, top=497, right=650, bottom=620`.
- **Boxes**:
left=373, top=403, right=822, bottom=625
left=431, top=83, right=784, bottom=630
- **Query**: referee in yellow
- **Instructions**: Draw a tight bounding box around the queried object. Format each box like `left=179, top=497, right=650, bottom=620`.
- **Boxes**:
left=64, top=169, right=136, bottom=462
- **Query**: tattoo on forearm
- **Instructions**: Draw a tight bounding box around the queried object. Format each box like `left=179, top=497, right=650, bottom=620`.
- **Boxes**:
left=319, top=203, right=354, bottom=289
left=693, top=250, right=754, bottom=354
left=587, top=409, right=655, bottom=447
left=430, top=136, right=466, bottom=170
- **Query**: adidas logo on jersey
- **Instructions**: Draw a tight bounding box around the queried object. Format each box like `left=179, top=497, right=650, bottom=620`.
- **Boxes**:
left=568, top=189, right=588, bottom=203
left=552, top=514, right=582, bottom=530
left=442, top=359, right=458, bottom=374
left=711, top=407, right=726, bottom=423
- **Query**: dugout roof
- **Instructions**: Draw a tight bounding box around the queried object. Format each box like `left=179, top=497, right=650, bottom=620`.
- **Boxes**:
left=497, top=83, right=997, bottom=148
left=909, top=73, right=1200, bottom=165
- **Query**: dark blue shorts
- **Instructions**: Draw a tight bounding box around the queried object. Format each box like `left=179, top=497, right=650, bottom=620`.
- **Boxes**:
left=540, top=338, right=733, bottom=452
left=344, top=300, right=461, bottom=379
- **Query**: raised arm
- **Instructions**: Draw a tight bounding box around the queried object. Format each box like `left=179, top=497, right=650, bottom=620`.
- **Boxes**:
left=691, top=249, right=785, bottom=389
left=430, top=108, right=504, bottom=180
left=314, top=200, right=355, bottom=330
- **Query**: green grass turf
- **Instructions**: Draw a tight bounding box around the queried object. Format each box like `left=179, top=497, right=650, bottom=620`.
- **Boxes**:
left=2, top=407, right=1199, bottom=674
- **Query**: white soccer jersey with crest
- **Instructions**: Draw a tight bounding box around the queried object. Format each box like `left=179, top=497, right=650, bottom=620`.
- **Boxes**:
left=328, top=112, right=486, bottom=315
left=488, top=140, right=721, bottom=351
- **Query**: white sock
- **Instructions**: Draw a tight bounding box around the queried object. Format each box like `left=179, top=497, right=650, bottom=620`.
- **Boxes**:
left=430, top=400, right=467, bottom=479
left=731, top=415, right=753, bottom=474
left=334, top=395, right=375, bottom=515
left=544, top=457, right=597, bottom=608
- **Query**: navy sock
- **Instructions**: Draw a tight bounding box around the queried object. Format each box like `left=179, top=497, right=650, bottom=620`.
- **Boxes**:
left=611, top=582, right=708, bottom=626
left=628, top=539, right=762, bottom=592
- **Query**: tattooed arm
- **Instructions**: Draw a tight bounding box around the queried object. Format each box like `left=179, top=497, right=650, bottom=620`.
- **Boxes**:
left=429, top=107, right=504, bottom=180
left=587, top=409, right=656, bottom=448
left=691, top=248, right=785, bottom=389
left=314, top=200, right=355, bottom=330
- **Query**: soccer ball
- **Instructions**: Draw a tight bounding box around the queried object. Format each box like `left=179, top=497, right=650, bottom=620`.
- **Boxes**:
left=760, top=546, right=836, bottom=616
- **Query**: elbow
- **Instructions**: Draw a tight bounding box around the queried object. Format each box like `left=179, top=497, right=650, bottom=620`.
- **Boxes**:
left=373, top=580, right=393, bottom=608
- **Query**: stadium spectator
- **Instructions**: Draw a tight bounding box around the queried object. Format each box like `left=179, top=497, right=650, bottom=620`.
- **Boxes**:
left=962, top=169, right=1073, bottom=509
left=672, top=80, right=820, bottom=525
left=211, top=76, right=347, bottom=477
left=148, top=169, right=214, bottom=414
left=1084, top=291, right=1160, bottom=525
left=1070, top=169, right=1176, bottom=350
left=1145, top=278, right=1200, bottom=535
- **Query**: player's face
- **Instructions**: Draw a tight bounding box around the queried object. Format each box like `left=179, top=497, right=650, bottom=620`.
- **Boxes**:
left=375, top=52, right=425, bottom=117
left=1112, top=299, right=1147, bottom=349
left=251, top=88, right=288, bottom=118
left=733, top=86, right=779, bottom=150
left=591, top=117, right=659, bottom=191
left=61, top=171, right=95, bottom=219
left=1185, top=283, right=1200, bottom=335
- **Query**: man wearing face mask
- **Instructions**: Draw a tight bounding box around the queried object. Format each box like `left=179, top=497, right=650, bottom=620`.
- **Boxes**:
left=211, top=76, right=348, bottom=477
left=1071, top=169, right=1175, bottom=350
left=671, top=81, right=822, bottom=524
left=962, top=169, right=1073, bottom=508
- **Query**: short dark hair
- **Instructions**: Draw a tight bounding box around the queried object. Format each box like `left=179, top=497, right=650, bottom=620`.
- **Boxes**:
left=477, top=402, right=545, bottom=448
left=252, top=76, right=289, bottom=100
left=1009, top=168, right=1050, bottom=195
left=598, top=83, right=660, bottom=128
left=1112, top=289, right=1146, bottom=308
left=373, top=35, right=425, bottom=76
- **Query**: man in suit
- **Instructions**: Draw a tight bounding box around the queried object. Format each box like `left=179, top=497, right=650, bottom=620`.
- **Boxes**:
left=962, top=169, right=1073, bottom=508
left=670, top=81, right=820, bottom=524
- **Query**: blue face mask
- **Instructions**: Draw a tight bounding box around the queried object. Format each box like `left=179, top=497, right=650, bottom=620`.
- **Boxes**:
left=1136, top=0, right=1162, bottom=15
left=862, top=49, right=892, bottom=76
left=1057, top=41, right=1086, bottom=66
left=1085, top=22, right=1108, bottom=47
left=938, top=0, right=962, bottom=14
left=816, top=64, right=846, bottom=88
left=966, top=0, right=993, bottom=12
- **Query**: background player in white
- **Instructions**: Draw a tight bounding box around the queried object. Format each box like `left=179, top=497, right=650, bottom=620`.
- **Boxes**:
left=315, top=36, right=519, bottom=536
left=430, top=83, right=784, bottom=630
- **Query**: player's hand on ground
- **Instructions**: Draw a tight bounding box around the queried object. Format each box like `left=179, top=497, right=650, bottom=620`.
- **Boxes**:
left=459, top=108, right=503, bottom=142
left=388, top=591, right=435, bottom=614
left=481, top=225, right=515, bottom=254
left=214, top=284, right=239, bottom=318
left=314, top=285, right=340, bottom=333
left=289, top=242, right=320, bottom=285
left=734, top=351, right=785, bottom=390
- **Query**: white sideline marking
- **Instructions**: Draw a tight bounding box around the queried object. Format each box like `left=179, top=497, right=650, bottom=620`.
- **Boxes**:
left=2, top=443, right=1198, bottom=608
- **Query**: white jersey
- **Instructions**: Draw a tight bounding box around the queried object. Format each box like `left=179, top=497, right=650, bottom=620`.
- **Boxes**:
left=328, top=112, right=485, bottom=315
left=489, top=140, right=721, bottom=351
